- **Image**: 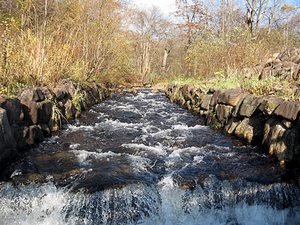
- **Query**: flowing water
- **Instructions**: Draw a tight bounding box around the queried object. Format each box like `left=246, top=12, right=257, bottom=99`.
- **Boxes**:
left=0, top=89, right=300, bottom=225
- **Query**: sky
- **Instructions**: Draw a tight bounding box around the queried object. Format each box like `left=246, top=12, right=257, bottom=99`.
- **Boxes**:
left=132, top=0, right=176, bottom=16
left=131, top=0, right=299, bottom=16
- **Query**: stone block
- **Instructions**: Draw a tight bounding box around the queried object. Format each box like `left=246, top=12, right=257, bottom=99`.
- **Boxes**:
left=218, top=89, right=245, bottom=106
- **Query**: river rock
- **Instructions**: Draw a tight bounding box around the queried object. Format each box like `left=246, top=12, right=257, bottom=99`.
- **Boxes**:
left=277, top=47, right=300, bottom=63
left=218, top=89, right=245, bottom=106
left=10, top=124, right=44, bottom=149
left=181, top=84, right=193, bottom=101
left=210, top=89, right=224, bottom=107
left=40, top=87, right=55, bottom=100
left=233, top=117, right=264, bottom=145
left=90, top=83, right=103, bottom=102
left=224, top=118, right=241, bottom=134
left=18, top=87, right=45, bottom=102
left=274, top=101, right=300, bottom=121
left=0, top=97, right=24, bottom=125
left=21, top=100, right=52, bottom=125
left=19, top=88, right=52, bottom=125
left=81, top=91, right=96, bottom=110
left=259, top=66, right=272, bottom=80
left=201, top=94, right=213, bottom=110
left=262, top=118, right=297, bottom=163
left=215, top=104, right=233, bottom=124
left=23, top=125, right=44, bottom=145
left=54, top=81, right=76, bottom=99
left=0, top=108, right=18, bottom=166
left=151, top=89, right=159, bottom=94
left=234, top=95, right=263, bottom=118
left=52, top=87, right=67, bottom=100
left=259, top=98, right=284, bottom=116
left=64, top=100, right=76, bottom=120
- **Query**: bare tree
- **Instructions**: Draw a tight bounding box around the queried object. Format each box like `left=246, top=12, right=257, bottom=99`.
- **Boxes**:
left=132, top=6, right=166, bottom=83
left=245, top=0, right=270, bottom=35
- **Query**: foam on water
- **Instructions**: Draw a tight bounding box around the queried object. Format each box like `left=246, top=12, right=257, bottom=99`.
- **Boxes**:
left=122, top=143, right=167, bottom=156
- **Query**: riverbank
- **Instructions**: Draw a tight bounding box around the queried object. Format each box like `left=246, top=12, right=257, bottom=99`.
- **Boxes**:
left=165, top=83, right=300, bottom=170
left=0, top=80, right=111, bottom=170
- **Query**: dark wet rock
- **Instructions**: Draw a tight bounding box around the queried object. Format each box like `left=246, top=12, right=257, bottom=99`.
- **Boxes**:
left=10, top=125, right=27, bottom=149
left=11, top=124, right=44, bottom=148
left=37, top=101, right=53, bottom=124
left=0, top=97, right=24, bottom=125
left=82, top=91, right=97, bottom=109
left=218, top=89, right=245, bottom=106
left=0, top=108, right=18, bottom=166
left=21, top=100, right=52, bottom=126
left=24, top=125, right=44, bottom=145
left=0, top=108, right=17, bottom=150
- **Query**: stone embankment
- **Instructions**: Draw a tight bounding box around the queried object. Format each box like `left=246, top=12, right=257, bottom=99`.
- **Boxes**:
left=0, top=80, right=111, bottom=169
left=165, top=84, right=300, bottom=168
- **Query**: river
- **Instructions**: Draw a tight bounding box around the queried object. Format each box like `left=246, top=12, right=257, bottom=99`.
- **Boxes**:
left=0, top=89, right=299, bottom=224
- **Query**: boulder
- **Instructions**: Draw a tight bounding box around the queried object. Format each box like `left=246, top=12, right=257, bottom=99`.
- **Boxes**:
left=259, top=98, right=284, bottom=116
left=24, top=125, right=44, bottom=145
left=215, top=104, right=234, bottom=124
left=274, top=101, right=300, bottom=121
left=40, top=87, right=55, bottom=100
left=54, top=81, right=76, bottom=99
left=181, top=84, right=193, bottom=101
left=11, top=125, right=28, bottom=149
left=90, top=83, right=103, bottom=102
left=0, top=108, right=18, bottom=166
left=201, top=94, right=213, bottom=110
left=151, top=88, right=159, bottom=94
left=224, top=118, right=241, bottom=134
left=0, top=97, right=24, bottom=125
left=37, top=101, right=53, bottom=124
left=233, top=117, right=264, bottom=145
left=64, top=100, right=76, bottom=120
left=277, top=47, right=300, bottom=63
left=234, top=95, right=263, bottom=118
left=218, top=89, right=245, bottom=106
left=82, top=91, right=96, bottom=110
left=18, top=87, right=45, bottom=102
left=21, top=100, right=52, bottom=125
left=259, top=66, right=272, bottom=80
left=210, top=89, right=224, bottom=107
left=52, top=87, right=67, bottom=100
left=262, top=118, right=297, bottom=163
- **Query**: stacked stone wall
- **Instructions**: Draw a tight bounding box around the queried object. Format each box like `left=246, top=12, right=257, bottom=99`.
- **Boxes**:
left=165, top=84, right=300, bottom=168
left=0, top=80, right=111, bottom=168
